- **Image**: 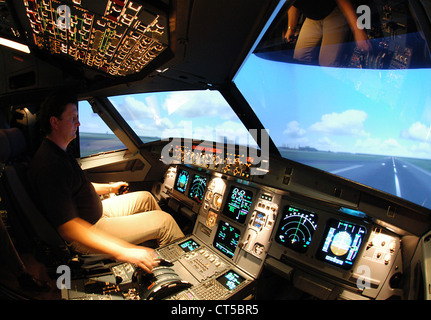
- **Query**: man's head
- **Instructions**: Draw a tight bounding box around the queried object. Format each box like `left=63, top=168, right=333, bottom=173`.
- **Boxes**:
left=39, top=91, right=80, bottom=150
left=39, top=91, right=78, bottom=135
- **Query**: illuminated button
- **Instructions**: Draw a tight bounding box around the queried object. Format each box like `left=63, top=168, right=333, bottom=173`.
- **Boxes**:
left=384, top=254, right=391, bottom=265
left=213, top=195, right=222, bottom=208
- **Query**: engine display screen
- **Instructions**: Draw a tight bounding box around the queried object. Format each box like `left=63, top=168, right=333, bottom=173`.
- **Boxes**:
left=178, top=239, right=200, bottom=253
left=174, top=169, right=189, bottom=194
left=216, top=270, right=245, bottom=291
left=187, top=174, right=207, bottom=204
left=213, top=221, right=241, bottom=259
left=222, top=185, right=253, bottom=224
left=316, top=219, right=367, bottom=270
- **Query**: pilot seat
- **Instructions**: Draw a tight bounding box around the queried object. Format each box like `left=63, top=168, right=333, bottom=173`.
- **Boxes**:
left=0, top=127, right=113, bottom=277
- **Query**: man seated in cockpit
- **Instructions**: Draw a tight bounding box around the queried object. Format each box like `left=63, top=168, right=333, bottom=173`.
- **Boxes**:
left=27, top=91, right=184, bottom=273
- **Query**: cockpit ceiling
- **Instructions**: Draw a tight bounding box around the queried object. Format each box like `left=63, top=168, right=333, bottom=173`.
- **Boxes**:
left=0, top=0, right=278, bottom=98
left=21, top=0, right=169, bottom=77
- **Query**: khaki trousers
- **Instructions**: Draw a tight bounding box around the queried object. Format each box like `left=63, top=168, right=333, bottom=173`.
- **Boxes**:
left=73, top=191, right=184, bottom=253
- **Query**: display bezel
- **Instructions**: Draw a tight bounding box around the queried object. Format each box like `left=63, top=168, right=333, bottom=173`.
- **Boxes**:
left=213, top=220, right=241, bottom=259
left=178, top=239, right=200, bottom=253
left=187, top=173, right=208, bottom=204
left=274, top=205, right=319, bottom=254
left=216, top=270, right=246, bottom=291
left=174, top=168, right=190, bottom=194
left=316, top=218, right=367, bottom=270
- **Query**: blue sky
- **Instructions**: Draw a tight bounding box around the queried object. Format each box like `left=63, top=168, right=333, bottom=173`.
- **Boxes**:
left=79, top=52, right=431, bottom=161
left=235, top=54, right=431, bottom=159
left=79, top=89, right=257, bottom=146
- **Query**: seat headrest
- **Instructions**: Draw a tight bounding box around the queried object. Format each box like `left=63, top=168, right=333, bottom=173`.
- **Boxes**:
left=0, top=128, right=27, bottom=163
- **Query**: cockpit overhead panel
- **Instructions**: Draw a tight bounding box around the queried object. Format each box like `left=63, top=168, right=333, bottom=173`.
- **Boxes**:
left=22, top=0, right=169, bottom=76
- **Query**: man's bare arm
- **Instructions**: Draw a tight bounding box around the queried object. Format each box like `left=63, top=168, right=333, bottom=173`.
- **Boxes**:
left=57, top=217, right=157, bottom=273
left=91, top=182, right=128, bottom=195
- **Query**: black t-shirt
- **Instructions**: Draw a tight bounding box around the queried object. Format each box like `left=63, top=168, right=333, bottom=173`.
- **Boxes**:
left=27, top=138, right=102, bottom=229
left=294, top=0, right=337, bottom=20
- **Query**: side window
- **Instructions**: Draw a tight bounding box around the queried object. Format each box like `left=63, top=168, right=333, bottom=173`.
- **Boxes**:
left=78, top=100, right=126, bottom=157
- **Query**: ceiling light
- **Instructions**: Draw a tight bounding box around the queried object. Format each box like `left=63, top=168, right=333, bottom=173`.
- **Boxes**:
left=0, top=37, right=30, bottom=54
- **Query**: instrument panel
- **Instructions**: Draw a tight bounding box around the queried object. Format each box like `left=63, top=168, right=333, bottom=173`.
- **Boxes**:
left=159, top=163, right=404, bottom=300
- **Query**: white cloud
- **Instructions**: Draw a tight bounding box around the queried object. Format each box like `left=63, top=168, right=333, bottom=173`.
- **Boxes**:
left=283, top=120, right=306, bottom=138
left=309, top=109, right=369, bottom=137
left=411, top=142, right=431, bottom=159
left=355, top=137, right=405, bottom=156
left=164, top=91, right=235, bottom=120
left=111, top=96, right=176, bottom=137
left=315, top=136, right=341, bottom=151
left=160, top=120, right=255, bottom=146
left=281, top=120, right=309, bottom=147
left=115, top=96, right=156, bottom=121
left=401, top=122, right=431, bottom=142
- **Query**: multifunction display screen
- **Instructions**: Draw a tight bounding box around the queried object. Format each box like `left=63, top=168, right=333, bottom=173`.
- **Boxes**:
left=187, top=174, right=207, bottom=204
left=216, top=270, right=245, bottom=291
left=178, top=239, right=200, bottom=253
left=275, top=206, right=318, bottom=253
left=222, top=186, right=253, bottom=224
left=316, top=219, right=367, bottom=270
left=213, top=221, right=241, bottom=259
left=174, top=169, right=189, bottom=194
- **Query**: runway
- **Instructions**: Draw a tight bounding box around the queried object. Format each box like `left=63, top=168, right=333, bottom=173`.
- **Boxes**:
left=281, top=149, right=431, bottom=209
left=327, top=156, right=431, bottom=209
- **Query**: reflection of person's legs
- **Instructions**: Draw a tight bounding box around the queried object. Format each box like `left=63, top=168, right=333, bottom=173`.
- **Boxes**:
left=294, top=18, right=323, bottom=64
left=319, top=7, right=349, bottom=66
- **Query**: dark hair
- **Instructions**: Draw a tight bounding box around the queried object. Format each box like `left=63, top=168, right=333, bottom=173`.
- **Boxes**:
left=39, top=90, right=77, bottom=135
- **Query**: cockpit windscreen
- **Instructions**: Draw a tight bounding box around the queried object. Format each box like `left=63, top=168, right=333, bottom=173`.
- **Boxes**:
left=235, top=0, right=431, bottom=210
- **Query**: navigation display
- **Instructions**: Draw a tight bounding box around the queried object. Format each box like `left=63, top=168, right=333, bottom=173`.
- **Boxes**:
left=187, top=174, right=208, bottom=203
left=316, top=219, right=367, bottom=270
left=174, top=169, right=189, bottom=194
left=213, top=221, right=241, bottom=259
left=222, top=185, right=253, bottom=224
left=275, top=206, right=318, bottom=253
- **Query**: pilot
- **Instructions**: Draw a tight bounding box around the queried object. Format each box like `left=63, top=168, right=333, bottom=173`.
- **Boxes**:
left=284, top=0, right=371, bottom=66
left=27, top=91, right=184, bottom=273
